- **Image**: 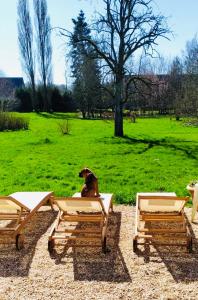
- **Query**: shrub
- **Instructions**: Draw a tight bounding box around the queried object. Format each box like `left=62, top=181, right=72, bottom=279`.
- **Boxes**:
left=184, top=119, right=198, bottom=127
left=15, top=87, right=33, bottom=112
left=0, top=112, right=29, bottom=131
left=58, top=119, right=70, bottom=135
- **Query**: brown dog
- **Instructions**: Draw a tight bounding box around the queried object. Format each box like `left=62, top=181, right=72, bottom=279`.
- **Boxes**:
left=79, top=168, right=100, bottom=197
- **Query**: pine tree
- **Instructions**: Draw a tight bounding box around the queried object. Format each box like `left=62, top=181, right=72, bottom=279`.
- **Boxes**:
left=71, top=10, right=101, bottom=118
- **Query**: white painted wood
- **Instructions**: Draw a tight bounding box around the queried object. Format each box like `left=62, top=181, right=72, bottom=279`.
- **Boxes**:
left=72, top=193, right=113, bottom=214
left=9, top=192, right=53, bottom=211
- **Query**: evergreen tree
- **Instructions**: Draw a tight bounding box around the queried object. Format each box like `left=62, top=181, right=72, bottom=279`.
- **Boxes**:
left=71, top=10, right=101, bottom=118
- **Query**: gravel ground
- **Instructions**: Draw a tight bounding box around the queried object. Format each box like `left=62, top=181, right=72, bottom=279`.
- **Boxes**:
left=0, top=205, right=198, bottom=300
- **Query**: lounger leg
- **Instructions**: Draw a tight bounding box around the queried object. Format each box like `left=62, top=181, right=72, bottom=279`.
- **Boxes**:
left=48, top=211, right=62, bottom=253
left=133, top=237, right=138, bottom=252
left=110, top=201, right=114, bottom=213
left=187, top=232, right=193, bottom=253
left=49, top=198, right=55, bottom=211
left=16, top=234, right=24, bottom=250
left=48, top=226, right=56, bottom=253
left=48, top=239, right=54, bottom=253
left=186, top=225, right=193, bottom=253
left=102, top=236, right=107, bottom=253
left=101, top=219, right=108, bottom=253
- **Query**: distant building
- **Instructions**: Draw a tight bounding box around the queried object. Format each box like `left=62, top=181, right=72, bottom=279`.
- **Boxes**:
left=0, top=77, right=24, bottom=111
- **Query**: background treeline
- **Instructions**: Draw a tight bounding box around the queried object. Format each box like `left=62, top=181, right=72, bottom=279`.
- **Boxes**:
left=15, top=85, right=76, bottom=112
left=126, top=37, right=198, bottom=118
left=15, top=1, right=198, bottom=119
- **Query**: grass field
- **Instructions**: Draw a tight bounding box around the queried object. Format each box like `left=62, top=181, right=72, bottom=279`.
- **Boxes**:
left=0, top=113, right=197, bottom=204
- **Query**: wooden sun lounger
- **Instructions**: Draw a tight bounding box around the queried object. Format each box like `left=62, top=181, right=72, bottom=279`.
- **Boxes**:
left=0, top=192, right=53, bottom=249
left=187, top=184, right=198, bottom=222
left=133, top=192, right=192, bottom=253
left=48, top=193, right=113, bottom=253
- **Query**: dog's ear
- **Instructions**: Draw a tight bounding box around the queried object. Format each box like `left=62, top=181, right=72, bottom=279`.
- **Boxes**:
left=79, top=168, right=85, bottom=177
left=85, top=167, right=92, bottom=174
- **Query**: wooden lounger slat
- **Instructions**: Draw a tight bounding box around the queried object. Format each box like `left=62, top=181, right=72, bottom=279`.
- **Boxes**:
left=54, top=243, right=101, bottom=247
left=137, top=234, right=153, bottom=239
left=0, top=212, right=27, bottom=215
left=0, top=216, right=21, bottom=220
left=138, top=228, right=187, bottom=233
left=62, top=213, right=102, bottom=217
left=0, top=228, right=16, bottom=231
left=139, top=196, right=189, bottom=200
left=61, top=216, right=103, bottom=222
left=141, top=212, right=182, bottom=216
left=55, top=229, right=101, bottom=234
left=51, top=235, right=101, bottom=240
left=138, top=242, right=188, bottom=247
left=141, top=215, right=184, bottom=221
left=140, top=234, right=188, bottom=239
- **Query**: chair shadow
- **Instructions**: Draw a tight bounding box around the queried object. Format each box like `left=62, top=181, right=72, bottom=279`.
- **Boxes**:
left=135, top=214, right=198, bottom=282
left=51, top=212, right=131, bottom=282
left=0, top=209, right=56, bottom=277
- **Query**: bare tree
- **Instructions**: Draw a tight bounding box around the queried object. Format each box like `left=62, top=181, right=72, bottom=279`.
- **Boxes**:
left=183, top=36, right=198, bottom=116
left=34, top=0, right=52, bottom=112
left=17, top=0, right=36, bottom=110
left=61, top=0, right=169, bottom=136
left=168, top=56, right=184, bottom=118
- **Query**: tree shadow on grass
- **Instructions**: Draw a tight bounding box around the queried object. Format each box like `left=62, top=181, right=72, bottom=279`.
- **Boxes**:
left=135, top=215, right=198, bottom=283
left=101, top=135, right=198, bottom=160
left=37, top=112, right=77, bottom=120
left=0, top=209, right=56, bottom=277
left=50, top=212, right=131, bottom=282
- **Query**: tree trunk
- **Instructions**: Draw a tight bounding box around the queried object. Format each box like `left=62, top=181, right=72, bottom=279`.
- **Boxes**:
left=31, top=80, right=37, bottom=112
left=43, top=82, right=51, bottom=112
left=114, top=79, right=123, bottom=137
left=114, top=103, right=123, bottom=136
left=43, top=83, right=48, bottom=112
left=82, top=111, right=86, bottom=119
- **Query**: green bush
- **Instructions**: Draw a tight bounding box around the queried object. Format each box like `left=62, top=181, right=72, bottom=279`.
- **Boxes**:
left=58, top=119, right=70, bottom=135
left=184, top=119, right=198, bottom=127
left=0, top=112, right=29, bottom=131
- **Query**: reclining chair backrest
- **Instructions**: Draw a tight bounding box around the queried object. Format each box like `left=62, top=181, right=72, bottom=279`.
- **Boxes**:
left=138, top=195, right=188, bottom=213
left=0, top=196, right=26, bottom=213
left=53, top=197, right=105, bottom=213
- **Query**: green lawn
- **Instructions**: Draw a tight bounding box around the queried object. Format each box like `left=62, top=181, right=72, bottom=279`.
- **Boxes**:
left=0, top=113, right=197, bottom=204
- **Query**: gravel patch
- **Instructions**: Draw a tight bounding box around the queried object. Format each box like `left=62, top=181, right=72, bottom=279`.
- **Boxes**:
left=0, top=206, right=198, bottom=300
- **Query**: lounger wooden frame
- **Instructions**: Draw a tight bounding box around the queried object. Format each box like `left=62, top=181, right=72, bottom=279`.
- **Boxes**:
left=48, top=194, right=113, bottom=253
left=133, top=194, right=192, bottom=253
left=0, top=192, right=53, bottom=249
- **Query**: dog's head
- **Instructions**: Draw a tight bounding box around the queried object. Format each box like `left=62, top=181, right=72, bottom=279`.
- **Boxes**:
left=79, top=167, right=92, bottom=178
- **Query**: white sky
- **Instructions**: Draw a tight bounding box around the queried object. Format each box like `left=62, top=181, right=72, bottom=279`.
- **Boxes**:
left=0, top=0, right=198, bottom=85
